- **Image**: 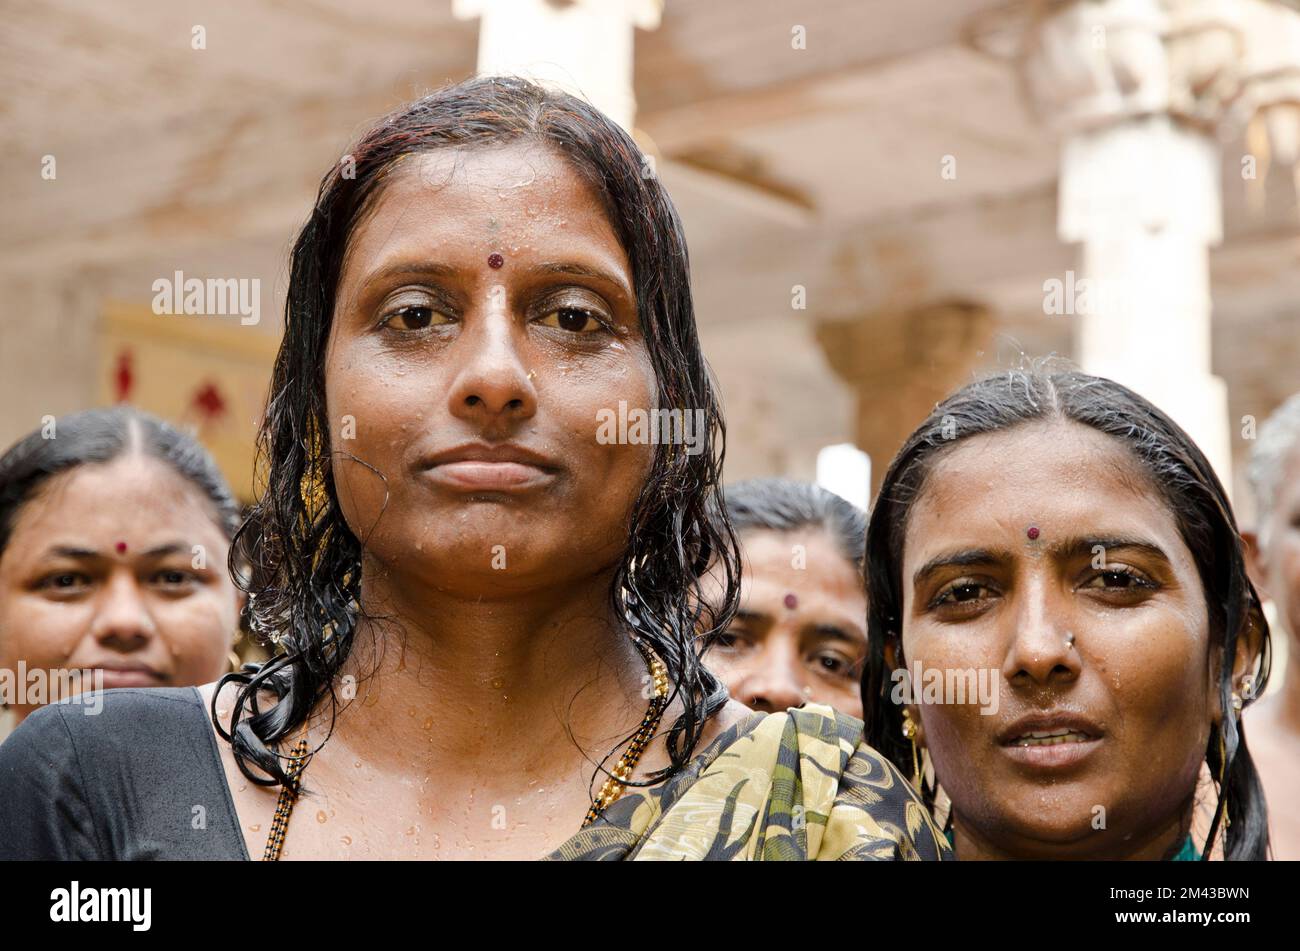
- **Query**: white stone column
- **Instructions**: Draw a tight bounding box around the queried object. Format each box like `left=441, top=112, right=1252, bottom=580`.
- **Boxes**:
left=452, top=0, right=663, bottom=131
left=1020, top=0, right=1249, bottom=484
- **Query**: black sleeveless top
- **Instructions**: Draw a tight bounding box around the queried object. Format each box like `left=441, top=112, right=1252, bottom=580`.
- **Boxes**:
left=0, top=688, right=250, bottom=860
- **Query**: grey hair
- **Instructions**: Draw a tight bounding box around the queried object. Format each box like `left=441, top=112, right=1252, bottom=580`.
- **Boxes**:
left=1246, top=392, right=1300, bottom=550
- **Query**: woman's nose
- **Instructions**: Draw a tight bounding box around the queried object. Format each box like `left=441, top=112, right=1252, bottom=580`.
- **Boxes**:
left=89, top=573, right=156, bottom=652
left=737, top=642, right=809, bottom=714
left=446, top=304, right=538, bottom=425
left=1001, top=581, right=1080, bottom=687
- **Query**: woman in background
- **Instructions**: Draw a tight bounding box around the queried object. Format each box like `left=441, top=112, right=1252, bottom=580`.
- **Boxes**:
left=862, top=367, right=1271, bottom=860
left=706, top=478, right=868, bottom=718
left=0, top=406, right=242, bottom=735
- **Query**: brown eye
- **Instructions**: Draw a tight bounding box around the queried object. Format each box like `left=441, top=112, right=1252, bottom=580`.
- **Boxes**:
left=387, top=305, right=434, bottom=330
left=46, top=573, right=87, bottom=589
left=945, top=583, right=985, bottom=603
left=811, top=651, right=853, bottom=678
left=539, top=307, right=601, bottom=333
left=153, top=569, right=195, bottom=588
left=1082, top=568, right=1154, bottom=591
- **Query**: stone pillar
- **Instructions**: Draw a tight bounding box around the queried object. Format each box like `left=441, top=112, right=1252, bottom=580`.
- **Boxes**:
left=452, top=0, right=663, bottom=131
left=816, top=301, right=995, bottom=495
left=1019, top=0, right=1247, bottom=484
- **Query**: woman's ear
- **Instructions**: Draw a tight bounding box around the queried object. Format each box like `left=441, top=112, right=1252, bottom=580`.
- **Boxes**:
left=883, top=634, right=925, bottom=747
left=1211, top=605, right=1267, bottom=723
left=1231, top=605, right=1266, bottom=703
left=1241, top=530, right=1270, bottom=602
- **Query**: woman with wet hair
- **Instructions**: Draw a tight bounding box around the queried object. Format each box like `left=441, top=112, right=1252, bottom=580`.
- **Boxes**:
left=861, top=366, right=1271, bottom=860
left=0, top=407, right=242, bottom=735
left=0, top=76, right=946, bottom=860
left=706, top=478, right=869, bottom=717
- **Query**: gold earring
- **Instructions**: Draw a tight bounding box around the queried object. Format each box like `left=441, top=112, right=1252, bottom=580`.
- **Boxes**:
left=901, top=708, right=922, bottom=794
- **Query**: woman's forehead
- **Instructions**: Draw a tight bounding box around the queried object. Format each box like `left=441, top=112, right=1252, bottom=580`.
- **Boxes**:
left=336, top=145, right=629, bottom=288
left=905, top=420, right=1184, bottom=557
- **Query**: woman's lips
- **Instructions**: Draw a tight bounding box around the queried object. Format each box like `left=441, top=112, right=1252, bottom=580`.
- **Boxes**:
left=999, top=731, right=1102, bottom=769
left=997, top=716, right=1104, bottom=770
left=423, top=460, right=556, bottom=491
left=94, top=667, right=165, bottom=689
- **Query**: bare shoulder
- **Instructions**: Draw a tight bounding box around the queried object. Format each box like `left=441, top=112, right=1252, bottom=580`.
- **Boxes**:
left=696, top=697, right=761, bottom=748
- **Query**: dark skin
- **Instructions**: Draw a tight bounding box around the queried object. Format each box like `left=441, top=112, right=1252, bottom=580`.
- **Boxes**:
left=885, top=420, right=1261, bottom=860
left=1243, top=440, right=1300, bottom=860
left=202, top=143, right=748, bottom=859
left=0, top=455, right=237, bottom=724
left=706, top=529, right=866, bottom=717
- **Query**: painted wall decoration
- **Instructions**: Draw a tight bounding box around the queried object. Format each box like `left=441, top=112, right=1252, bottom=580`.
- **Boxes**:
left=97, top=303, right=279, bottom=504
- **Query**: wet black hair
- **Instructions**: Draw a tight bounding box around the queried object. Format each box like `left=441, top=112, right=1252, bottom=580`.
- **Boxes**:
left=218, top=75, right=742, bottom=795
left=725, top=477, right=866, bottom=570
left=861, top=366, right=1272, bottom=860
left=0, top=405, right=241, bottom=556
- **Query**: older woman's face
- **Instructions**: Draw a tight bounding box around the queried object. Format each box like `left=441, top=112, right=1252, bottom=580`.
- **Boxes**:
left=707, top=529, right=866, bottom=717
left=899, top=420, right=1214, bottom=858
left=324, top=144, right=655, bottom=596
left=0, top=456, right=238, bottom=723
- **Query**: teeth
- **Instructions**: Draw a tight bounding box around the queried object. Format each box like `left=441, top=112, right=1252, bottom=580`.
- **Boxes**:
left=1014, top=730, right=1089, bottom=746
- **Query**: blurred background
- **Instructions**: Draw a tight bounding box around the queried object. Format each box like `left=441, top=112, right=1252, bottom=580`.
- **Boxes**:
left=3, top=0, right=1300, bottom=517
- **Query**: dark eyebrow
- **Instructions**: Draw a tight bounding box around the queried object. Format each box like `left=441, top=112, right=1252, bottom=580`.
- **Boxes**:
left=530, top=261, right=631, bottom=298
left=139, top=543, right=191, bottom=559
left=910, top=536, right=1172, bottom=591
left=1049, top=535, right=1171, bottom=565
left=359, top=261, right=458, bottom=288
left=45, top=543, right=191, bottom=560
left=47, top=545, right=99, bottom=560
left=912, top=548, right=1008, bottom=590
left=807, top=623, right=867, bottom=648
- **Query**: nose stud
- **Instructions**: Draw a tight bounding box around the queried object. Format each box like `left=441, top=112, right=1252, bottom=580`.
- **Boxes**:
left=487, top=252, right=504, bottom=269
left=1026, top=526, right=1040, bottom=541
left=783, top=592, right=798, bottom=610
left=1065, top=631, right=1075, bottom=649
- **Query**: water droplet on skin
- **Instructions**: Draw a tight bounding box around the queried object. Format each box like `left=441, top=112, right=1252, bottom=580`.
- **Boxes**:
left=249, top=824, right=261, bottom=833
left=422, top=716, right=434, bottom=730
left=317, top=810, right=328, bottom=824
left=406, top=826, right=418, bottom=836
left=490, top=677, right=505, bottom=689
left=354, top=760, right=362, bottom=769
left=341, top=835, right=352, bottom=846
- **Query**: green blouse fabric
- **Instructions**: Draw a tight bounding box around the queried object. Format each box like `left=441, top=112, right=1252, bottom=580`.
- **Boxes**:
left=546, top=703, right=953, bottom=861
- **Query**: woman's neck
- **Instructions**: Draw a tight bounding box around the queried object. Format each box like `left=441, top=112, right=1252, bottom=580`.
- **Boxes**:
left=321, top=560, right=652, bottom=783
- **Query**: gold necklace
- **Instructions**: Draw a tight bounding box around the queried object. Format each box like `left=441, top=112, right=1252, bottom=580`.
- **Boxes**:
left=262, top=735, right=311, bottom=861
left=260, top=641, right=669, bottom=858
left=582, top=639, right=670, bottom=827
